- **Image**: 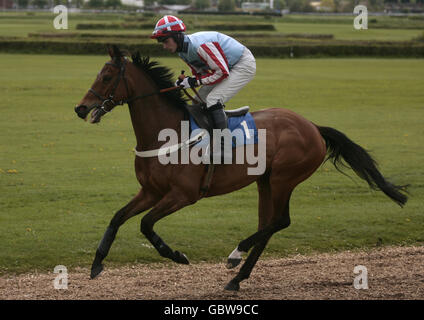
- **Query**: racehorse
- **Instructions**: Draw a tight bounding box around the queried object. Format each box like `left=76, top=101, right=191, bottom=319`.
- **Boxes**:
left=74, top=46, right=408, bottom=291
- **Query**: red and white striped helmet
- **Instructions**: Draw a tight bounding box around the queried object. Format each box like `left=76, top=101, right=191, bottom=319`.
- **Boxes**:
left=151, top=15, right=186, bottom=39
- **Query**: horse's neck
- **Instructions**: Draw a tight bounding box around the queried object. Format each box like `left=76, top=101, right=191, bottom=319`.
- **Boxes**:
left=129, top=95, right=184, bottom=151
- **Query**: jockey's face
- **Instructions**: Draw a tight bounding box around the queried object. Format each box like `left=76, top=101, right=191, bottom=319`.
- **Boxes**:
left=162, top=37, right=178, bottom=53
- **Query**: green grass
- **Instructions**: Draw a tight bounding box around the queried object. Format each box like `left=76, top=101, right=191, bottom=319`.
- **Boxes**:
left=0, top=54, right=423, bottom=275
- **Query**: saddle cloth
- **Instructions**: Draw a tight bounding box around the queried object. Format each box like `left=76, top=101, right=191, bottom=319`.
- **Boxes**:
left=189, top=111, right=258, bottom=148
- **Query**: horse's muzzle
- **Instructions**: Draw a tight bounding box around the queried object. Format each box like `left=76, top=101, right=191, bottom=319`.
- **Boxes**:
left=75, top=104, right=96, bottom=120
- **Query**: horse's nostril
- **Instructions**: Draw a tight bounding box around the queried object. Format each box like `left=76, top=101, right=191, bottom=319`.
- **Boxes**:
left=75, top=105, right=90, bottom=119
left=75, top=105, right=87, bottom=113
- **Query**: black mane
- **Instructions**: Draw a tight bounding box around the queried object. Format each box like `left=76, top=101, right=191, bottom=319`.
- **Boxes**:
left=131, top=52, right=187, bottom=109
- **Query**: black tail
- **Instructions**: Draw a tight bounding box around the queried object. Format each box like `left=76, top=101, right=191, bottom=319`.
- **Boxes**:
left=317, top=126, right=408, bottom=207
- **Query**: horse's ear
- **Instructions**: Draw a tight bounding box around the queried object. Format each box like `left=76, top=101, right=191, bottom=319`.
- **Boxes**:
left=132, top=51, right=141, bottom=63
left=107, top=45, right=121, bottom=59
left=112, top=45, right=121, bottom=58
left=107, top=45, right=114, bottom=58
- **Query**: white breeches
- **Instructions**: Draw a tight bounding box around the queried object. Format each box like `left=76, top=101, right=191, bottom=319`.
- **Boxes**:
left=197, top=48, right=256, bottom=108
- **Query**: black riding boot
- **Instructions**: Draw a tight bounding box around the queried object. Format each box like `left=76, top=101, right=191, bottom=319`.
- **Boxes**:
left=208, top=102, right=228, bottom=131
left=207, top=102, right=231, bottom=163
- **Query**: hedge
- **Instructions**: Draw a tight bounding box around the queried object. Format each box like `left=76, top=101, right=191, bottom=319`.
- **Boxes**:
left=0, top=40, right=169, bottom=56
left=193, top=24, right=275, bottom=31
left=75, top=22, right=276, bottom=31
left=251, top=44, right=424, bottom=58
left=76, top=23, right=153, bottom=30
left=230, top=33, right=334, bottom=40
left=28, top=32, right=330, bottom=41
left=1, top=39, right=423, bottom=58
left=178, top=11, right=282, bottom=17
left=27, top=32, right=146, bottom=40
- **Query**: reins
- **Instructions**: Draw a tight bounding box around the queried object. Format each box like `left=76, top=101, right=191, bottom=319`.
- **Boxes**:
left=131, top=86, right=203, bottom=104
left=89, top=59, right=204, bottom=113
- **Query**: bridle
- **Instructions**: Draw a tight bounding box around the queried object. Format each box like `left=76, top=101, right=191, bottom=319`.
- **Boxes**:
left=78, top=58, right=166, bottom=120
left=76, top=57, right=203, bottom=121
left=88, top=60, right=130, bottom=113
left=88, top=59, right=157, bottom=113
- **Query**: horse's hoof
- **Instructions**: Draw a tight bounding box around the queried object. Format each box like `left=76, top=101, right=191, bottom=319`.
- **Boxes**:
left=224, top=280, right=240, bottom=291
left=90, top=264, right=104, bottom=279
left=226, top=258, right=241, bottom=269
left=174, top=251, right=190, bottom=265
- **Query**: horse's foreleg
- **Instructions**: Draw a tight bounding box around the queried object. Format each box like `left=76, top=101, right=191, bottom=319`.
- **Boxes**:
left=140, top=193, right=194, bottom=264
left=90, top=189, right=157, bottom=279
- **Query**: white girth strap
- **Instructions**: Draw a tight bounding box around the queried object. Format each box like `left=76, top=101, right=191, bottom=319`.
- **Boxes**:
left=133, top=131, right=206, bottom=158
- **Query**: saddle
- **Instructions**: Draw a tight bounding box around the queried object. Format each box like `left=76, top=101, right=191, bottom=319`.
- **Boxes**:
left=183, top=103, right=250, bottom=198
left=180, top=85, right=250, bottom=197
left=184, top=103, right=250, bottom=133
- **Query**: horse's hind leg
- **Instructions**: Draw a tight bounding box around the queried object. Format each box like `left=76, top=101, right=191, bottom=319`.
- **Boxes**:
left=90, top=189, right=157, bottom=279
left=227, top=175, right=274, bottom=269
left=225, top=183, right=292, bottom=291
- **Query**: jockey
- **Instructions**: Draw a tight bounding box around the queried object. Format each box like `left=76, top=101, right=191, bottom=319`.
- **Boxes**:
left=151, top=15, right=256, bottom=132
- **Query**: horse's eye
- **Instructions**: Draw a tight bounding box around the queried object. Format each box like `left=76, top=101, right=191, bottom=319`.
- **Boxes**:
left=103, top=75, right=112, bottom=83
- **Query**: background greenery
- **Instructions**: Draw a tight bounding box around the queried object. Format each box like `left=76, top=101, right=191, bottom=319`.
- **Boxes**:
left=1, top=12, right=423, bottom=57
left=1, top=11, right=423, bottom=40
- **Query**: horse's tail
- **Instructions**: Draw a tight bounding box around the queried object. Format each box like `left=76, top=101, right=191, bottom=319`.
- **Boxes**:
left=317, top=125, right=408, bottom=207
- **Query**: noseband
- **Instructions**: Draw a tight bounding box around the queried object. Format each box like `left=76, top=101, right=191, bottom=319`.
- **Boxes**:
left=88, top=60, right=131, bottom=113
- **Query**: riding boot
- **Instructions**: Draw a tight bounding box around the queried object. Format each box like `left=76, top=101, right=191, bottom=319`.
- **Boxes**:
left=207, top=102, right=232, bottom=163
left=209, top=103, right=228, bottom=131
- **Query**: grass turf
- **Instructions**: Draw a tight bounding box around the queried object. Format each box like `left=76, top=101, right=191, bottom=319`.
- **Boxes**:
left=0, top=54, right=423, bottom=274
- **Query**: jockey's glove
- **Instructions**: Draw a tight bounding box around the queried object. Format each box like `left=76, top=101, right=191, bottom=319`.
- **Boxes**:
left=176, top=76, right=200, bottom=89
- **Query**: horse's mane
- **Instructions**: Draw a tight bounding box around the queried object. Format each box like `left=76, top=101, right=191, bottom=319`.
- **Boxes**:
left=130, top=52, right=187, bottom=109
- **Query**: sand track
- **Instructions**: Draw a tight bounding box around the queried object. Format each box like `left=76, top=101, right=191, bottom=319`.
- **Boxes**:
left=1, top=246, right=423, bottom=300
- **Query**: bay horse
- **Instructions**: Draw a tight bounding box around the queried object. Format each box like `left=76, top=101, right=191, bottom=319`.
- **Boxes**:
left=74, top=46, right=408, bottom=291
